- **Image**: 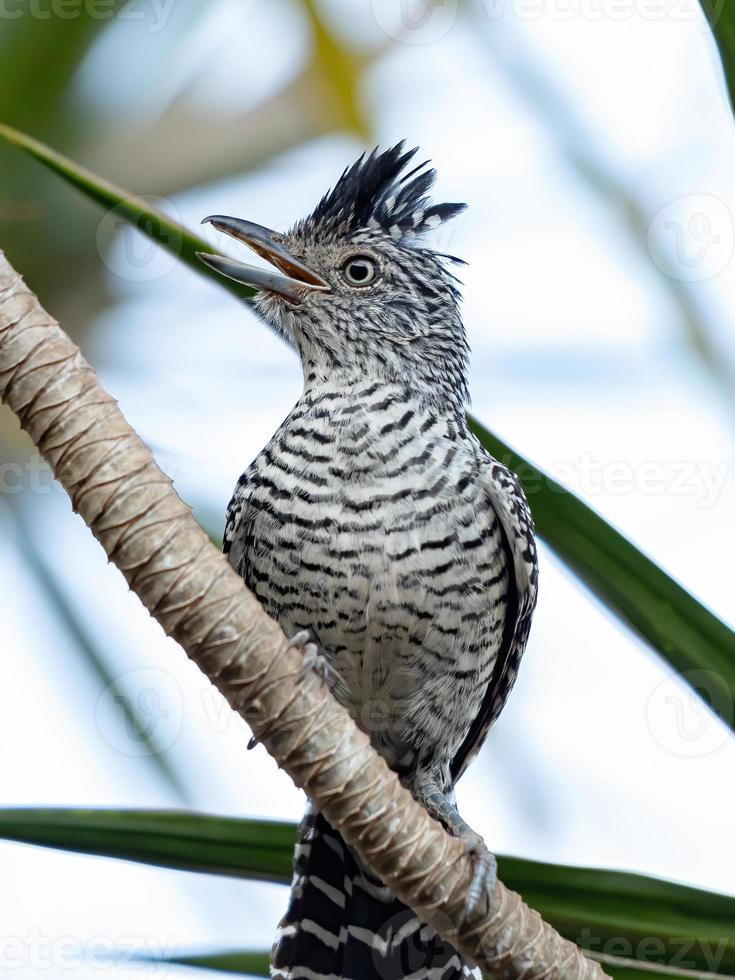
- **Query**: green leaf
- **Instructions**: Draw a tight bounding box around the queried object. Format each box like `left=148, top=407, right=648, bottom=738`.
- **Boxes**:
left=603, top=966, right=732, bottom=980
left=0, top=809, right=732, bottom=975
left=469, top=418, right=735, bottom=733
left=154, top=950, right=270, bottom=976
left=2, top=125, right=733, bottom=730
left=147, top=949, right=733, bottom=980
left=499, top=854, right=735, bottom=976
left=150, top=950, right=735, bottom=979
left=0, top=4, right=127, bottom=132
left=699, top=0, right=735, bottom=112
left=0, top=123, right=253, bottom=302
left=0, top=809, right=294, bottom=883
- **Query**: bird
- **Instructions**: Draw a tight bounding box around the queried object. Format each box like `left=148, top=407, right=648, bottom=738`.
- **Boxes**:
left=197, top=142, right=538, bottom=980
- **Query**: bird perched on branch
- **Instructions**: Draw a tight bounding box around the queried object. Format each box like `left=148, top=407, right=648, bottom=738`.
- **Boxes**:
left=198, top=143, right=538, bottom=980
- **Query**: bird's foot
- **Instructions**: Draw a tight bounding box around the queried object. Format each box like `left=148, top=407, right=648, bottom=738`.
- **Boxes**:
left=457, top=828, right=497, bottom=928
left=288, top=629, right=334, bottom=686
left=420, top=787, right=497, bottom=929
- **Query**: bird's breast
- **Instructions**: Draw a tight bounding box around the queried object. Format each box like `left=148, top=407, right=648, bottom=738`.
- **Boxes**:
left=238, top=392, right=509, bottom=770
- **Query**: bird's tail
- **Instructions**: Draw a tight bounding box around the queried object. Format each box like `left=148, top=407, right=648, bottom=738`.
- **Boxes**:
left=271, top=804, right=479, bottom=980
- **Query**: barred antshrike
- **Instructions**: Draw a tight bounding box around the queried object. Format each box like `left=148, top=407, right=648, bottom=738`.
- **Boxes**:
left=198, top=143, right=538, bottom=980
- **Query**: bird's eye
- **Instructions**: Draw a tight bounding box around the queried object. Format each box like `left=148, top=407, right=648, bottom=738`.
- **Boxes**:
left=341, top=255, right=377, bottom=287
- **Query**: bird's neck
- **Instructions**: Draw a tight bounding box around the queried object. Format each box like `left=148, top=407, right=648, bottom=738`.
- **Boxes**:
left=300, top=360, right=469, bottom=417
left=292, top=377, right=470, bottom=452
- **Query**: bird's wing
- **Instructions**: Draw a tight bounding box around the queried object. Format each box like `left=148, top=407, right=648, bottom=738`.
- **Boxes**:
left=222, top=464, right=259, bottom=591
left=450, top=454, right=539, bottom=781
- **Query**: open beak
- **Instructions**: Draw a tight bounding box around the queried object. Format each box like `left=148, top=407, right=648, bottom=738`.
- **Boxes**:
left=196, top=215, right=329, bottom=303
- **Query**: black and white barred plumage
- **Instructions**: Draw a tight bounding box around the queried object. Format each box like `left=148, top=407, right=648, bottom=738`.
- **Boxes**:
left=273, top=807, right=479, bottom=980
left=206, top=144, right=538, bottom=980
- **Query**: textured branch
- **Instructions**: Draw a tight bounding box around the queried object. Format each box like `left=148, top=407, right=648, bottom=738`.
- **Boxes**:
left=0, top=250, right=607, bottom=980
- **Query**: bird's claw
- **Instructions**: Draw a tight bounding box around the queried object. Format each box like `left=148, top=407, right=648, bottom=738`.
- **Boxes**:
left=459, top=830, right=497, bottom=928
left=417, top=785, right=498, bottom=928
left=288, top=629, right=332, bottom=684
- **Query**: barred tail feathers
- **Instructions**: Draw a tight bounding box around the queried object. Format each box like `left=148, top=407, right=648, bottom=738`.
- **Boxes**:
left=271, top=806, right=479, bottom=980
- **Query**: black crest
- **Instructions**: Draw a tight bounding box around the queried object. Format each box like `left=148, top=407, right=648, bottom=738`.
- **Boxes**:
left=299, top=142, right=466, bottom=242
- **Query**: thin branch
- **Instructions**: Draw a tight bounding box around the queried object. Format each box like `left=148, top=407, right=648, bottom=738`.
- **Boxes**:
left=0, top=249, right=607, bottom=980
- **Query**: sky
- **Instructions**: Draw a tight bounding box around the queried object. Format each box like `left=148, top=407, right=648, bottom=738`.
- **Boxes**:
left=1, top=0, right=734, bottom=975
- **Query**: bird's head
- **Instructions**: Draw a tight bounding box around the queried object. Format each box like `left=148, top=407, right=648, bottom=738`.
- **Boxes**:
left=198, top=143, right=469, bottom=409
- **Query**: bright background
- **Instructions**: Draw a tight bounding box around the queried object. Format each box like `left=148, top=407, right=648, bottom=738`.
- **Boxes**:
left=0, top=0, right=734, bottom=975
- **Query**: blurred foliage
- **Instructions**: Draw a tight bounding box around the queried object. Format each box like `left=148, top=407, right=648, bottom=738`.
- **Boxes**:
left=0, top=0, right=375, bottom=331
left=0, top=123, right=252, bottom=302
left=472, top=13, right=735, bottom=412
left=5, top=503, right=189, bottom=798
left=0, top=2, right=127, bottom=317
left=701, top=0, right=735, bottom=109
left=1, top=0, right=731, bottom=392
left=470, top=418, right=735, bottom=732
left=147, top=952, right=735, bottom=980
left=153, top=950, right=270, bottom=977
left=141, top=950, right=735, bottom=979
left=0, top=0, right=125, bottom=132
left=1, top=809, right=733, bottom=977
